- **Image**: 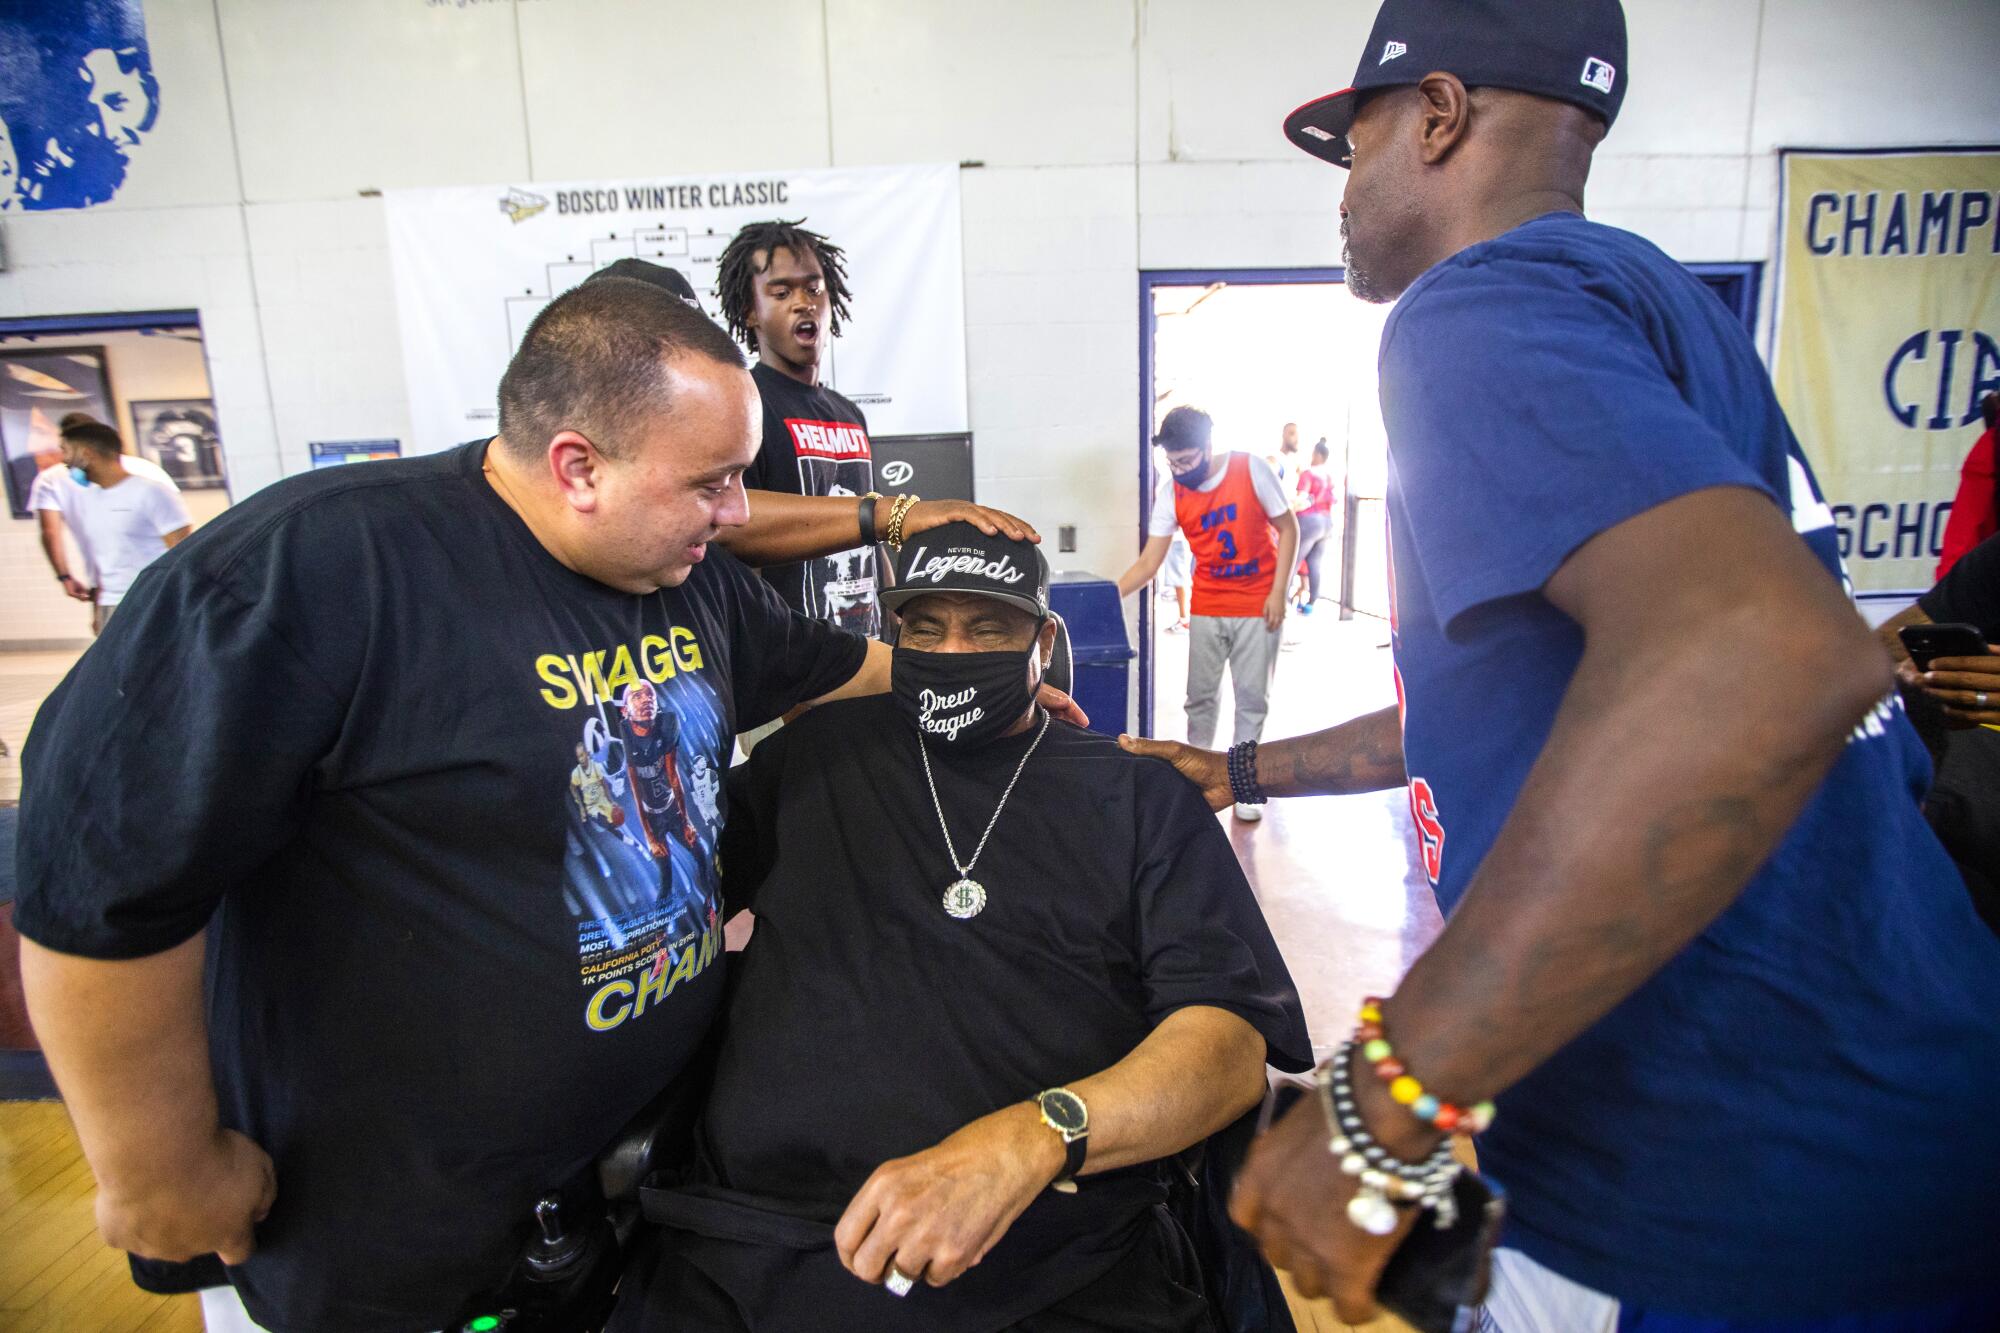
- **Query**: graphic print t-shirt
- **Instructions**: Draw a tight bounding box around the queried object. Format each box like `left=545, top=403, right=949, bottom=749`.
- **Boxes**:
left=1920, top=529, right=2000, bottom=635
left=693, top=696, right=1311, bottom=1330
left=12, top=441, right=866, bottom=1333
left=745, top=361, right=880, bottom=638
left=1378, top=212, right=2000, bottom=1318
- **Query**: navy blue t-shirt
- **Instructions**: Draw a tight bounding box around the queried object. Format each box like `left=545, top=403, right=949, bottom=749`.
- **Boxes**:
left=1380, top=213, right=2000, bottom=1318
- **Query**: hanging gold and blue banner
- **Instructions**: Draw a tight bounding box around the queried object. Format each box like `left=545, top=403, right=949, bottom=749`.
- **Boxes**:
left=1772, top=148, right=2000, bottom=599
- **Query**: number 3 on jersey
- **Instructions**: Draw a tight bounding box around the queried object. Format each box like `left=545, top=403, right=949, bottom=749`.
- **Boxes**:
left=1408, top=776, right=1445, bottom=885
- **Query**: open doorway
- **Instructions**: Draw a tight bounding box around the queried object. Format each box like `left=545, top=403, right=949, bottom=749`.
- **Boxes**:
left=1137, top=269, right=1395, bottom=744
left=1, top=310, right=231, bottom=656
left=1, top=311, right=231, bottom=518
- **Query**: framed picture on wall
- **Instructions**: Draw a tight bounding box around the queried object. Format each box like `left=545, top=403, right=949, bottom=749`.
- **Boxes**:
left=0, top=345, right=116, bottom=519
left=130, top=398, right=228, bottom=491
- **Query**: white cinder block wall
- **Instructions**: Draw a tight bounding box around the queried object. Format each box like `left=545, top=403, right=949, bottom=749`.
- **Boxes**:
left=4, top=0, right=1999, bottom=648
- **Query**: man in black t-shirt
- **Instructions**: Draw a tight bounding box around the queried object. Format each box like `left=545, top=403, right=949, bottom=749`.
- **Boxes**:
left=591, top=255, right=1039, bottom=649
left=710, top=222, right=1036, bottom=648
left=12, top=279, right=971, bottom=1332
left=612, top=523, right=1312, bottom=1333
left=1880, top=531, right=2000, bottom=927
left=717, top=219, right=882, bottom=638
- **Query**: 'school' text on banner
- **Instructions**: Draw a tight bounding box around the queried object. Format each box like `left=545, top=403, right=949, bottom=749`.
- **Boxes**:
left=1773, top=148, right=2000, bottom=597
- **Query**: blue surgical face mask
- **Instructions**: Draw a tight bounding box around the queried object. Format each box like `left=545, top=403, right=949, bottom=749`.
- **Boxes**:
left=67, top=466, right=89, bottom=487
left=1169, top=451, right=1214, bottom=490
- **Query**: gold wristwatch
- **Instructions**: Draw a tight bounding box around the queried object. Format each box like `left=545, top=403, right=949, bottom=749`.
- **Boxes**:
left=1036, top=1087, right=1090, bottom=1193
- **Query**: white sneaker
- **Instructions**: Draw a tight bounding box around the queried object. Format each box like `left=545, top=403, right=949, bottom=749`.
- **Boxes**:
left=1233, top=802, right=1264, bottom=822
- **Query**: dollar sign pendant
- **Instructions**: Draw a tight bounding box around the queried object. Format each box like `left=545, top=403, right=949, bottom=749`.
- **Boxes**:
left=943, top=878, right=987, bottom=920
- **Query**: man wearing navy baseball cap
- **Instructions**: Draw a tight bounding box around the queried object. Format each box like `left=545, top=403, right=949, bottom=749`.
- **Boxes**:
left=1127, top=0, right=2000, bottom=1328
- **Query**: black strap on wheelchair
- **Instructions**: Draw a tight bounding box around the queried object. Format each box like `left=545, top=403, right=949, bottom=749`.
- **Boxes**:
left=639, top=1182, right=833, bottom=1252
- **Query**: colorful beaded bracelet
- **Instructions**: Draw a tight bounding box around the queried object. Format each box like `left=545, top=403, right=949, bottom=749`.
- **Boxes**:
left=1355, top=996, right=1495, bottom=1135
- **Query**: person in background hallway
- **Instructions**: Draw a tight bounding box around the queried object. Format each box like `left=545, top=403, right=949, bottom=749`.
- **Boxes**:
left=1293, top=440, right=1337, bottom=615
left=1267, top=421, right=1300, bottom=490
left=1878, top=528, right=2000, bottom=933
left=32, top=412, right=180, bottom=623
left=1162, top=531, right=1193, bottom=633
left=1935, top=392, right=1998, bottom=580
left=34, top=416, right=190, bottom=635
left=1125, top=0, right=2000, bottom=1326
left=1117, top=406, right=1299, bottom=824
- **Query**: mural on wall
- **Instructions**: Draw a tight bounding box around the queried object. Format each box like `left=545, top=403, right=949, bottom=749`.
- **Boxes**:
left=0, top=0, right=159, bottom=210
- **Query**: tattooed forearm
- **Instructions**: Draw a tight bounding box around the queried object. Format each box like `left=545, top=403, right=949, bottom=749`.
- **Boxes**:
left=1345, top=489, right=1894, bottom=1127
left=1259, top=706, right=1407, bottom=797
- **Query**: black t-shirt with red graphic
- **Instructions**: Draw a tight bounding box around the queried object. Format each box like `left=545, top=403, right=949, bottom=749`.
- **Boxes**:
left=745, top=361, right=880, bottom=639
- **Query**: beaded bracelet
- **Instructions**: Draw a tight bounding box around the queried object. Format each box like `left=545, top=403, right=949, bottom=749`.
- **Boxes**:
left=1317, top=1040, right=1463, bottom=1234
left=1354, top=996, right=1494, bottom=1135
left=1226, top=740, right=1266, bottom=806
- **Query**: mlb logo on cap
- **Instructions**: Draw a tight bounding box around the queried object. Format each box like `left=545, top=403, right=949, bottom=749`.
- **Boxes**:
left=1282, top=0, right=1629, bottom=169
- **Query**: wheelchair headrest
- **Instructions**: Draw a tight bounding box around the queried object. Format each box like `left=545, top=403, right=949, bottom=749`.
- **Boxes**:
left=1044, top=613, right=1073, bottom=697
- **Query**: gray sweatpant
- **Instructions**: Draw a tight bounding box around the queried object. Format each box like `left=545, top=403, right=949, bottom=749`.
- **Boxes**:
left=1185, top=614, right=1280, bottom=750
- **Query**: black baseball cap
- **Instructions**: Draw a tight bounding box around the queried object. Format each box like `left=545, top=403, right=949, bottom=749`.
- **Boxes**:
left=1283, top=0, right=1628, bottom=168
left=882, top=521, right=1051, bottom=621
left=584, top=258, right=703, bottom=309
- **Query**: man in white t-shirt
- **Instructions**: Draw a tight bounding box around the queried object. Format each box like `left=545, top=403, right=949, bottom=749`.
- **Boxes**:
left=1116, top=407, right=1298, bottom=821
left=36, top=418, right=191, bottom=634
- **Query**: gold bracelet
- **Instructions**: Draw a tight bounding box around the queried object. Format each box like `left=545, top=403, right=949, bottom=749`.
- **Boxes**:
left=886, top=493, right=921, bottom=550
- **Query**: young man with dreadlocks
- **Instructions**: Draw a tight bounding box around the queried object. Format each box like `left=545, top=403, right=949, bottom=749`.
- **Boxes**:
left=715, top=219, right=1032, bottom=649
left=716, top=219, right=883, bottom=641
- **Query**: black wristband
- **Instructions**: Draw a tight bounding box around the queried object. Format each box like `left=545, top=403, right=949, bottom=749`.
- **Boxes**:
left=1228, top=740, right=1266, bottom=805
left=858, top=493, right=882, bottom=546
left=1058, top=1131, right=1088, bottom=1184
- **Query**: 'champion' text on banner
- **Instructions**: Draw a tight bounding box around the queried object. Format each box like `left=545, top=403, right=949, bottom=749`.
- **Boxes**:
left=1773, top=148, right=2000, bottom=597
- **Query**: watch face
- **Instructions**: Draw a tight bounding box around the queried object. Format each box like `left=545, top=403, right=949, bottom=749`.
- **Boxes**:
left=1040, top=1089, right=1087, bottom=1134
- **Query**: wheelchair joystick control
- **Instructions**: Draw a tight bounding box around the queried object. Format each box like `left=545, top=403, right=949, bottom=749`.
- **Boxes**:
left=524, top=1195, right=588, bottom=1280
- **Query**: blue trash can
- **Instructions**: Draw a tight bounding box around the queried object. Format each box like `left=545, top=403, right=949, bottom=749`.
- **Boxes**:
left=1049, top=572, right=1135, bottom=738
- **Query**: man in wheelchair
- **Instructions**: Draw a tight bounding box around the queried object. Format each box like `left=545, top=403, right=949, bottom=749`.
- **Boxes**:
left=610, top=522, right=1312, bottom=1332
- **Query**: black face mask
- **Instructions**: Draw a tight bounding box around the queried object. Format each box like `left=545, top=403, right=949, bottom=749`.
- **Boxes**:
left=893, top=642, right=1041, bottom=751
left=1170, top=452, right=1214, bottom=490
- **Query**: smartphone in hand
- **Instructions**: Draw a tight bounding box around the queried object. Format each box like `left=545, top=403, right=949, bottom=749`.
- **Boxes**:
left=1899, top=622, right=1989, bottom=672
